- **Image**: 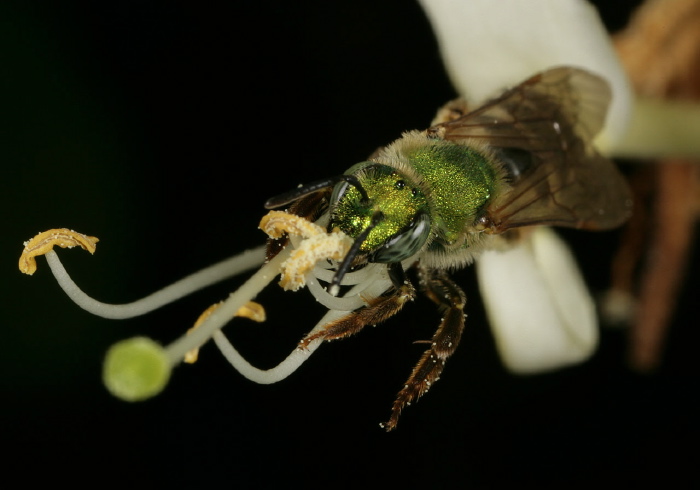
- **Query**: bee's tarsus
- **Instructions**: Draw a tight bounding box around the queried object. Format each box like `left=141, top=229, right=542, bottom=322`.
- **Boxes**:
left=388, top=261, right=407, bottom=290
left=385, top=266, right=467, bottom=431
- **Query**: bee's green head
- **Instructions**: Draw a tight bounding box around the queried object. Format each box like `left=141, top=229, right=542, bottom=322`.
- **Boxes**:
left=329, top=163, right=431, bottom=264
left=263, top=163, right=432, bottom=295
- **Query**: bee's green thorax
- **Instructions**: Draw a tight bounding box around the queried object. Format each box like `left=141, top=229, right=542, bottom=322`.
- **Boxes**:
left=330, top=165, right=429, bottom=253
left=330, top=137, right=498, bottom=260
left=407, top=142, right=496, bottom=244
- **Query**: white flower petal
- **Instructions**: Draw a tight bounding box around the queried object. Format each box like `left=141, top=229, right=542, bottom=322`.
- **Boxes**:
left=417, top=0, right=632, bottom=150
left=476, top=228, right=597, bottom=373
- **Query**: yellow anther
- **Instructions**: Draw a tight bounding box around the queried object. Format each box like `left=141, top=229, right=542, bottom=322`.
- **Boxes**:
left=279, top=232, right=351, bottom=291
left=184, top=301, right=266, bottom=363
left=19, top=228, right=99, bottom=275
left=258, top=211, right=352, bottom=291
left=259, top=210, right=325, bottom=239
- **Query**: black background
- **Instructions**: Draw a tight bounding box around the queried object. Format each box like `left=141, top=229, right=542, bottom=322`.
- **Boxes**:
left=3, top=1, right=698, bottom=487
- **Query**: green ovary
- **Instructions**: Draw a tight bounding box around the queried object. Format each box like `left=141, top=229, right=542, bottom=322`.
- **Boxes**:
left=103, top=336, right=171, bottom=401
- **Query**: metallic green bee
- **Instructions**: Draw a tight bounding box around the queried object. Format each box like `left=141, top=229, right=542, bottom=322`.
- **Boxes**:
left=265, top=66, right=632, bottom=430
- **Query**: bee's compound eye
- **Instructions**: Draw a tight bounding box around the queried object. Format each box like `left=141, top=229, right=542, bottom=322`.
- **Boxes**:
left=371, top=211, right=431, bottom=263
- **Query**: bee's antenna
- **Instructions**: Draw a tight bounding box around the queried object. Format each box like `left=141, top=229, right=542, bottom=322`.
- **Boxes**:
left=328, top=211, right=384, bottom=297
left=264, top=174, right=369, bottom=209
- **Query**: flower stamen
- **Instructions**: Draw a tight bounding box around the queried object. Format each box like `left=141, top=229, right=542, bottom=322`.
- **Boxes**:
left=184, top=301, right=266, bottom=364
left=260, top=211, right=352, bottom=291
left=19, top=228, right=99, bottom=275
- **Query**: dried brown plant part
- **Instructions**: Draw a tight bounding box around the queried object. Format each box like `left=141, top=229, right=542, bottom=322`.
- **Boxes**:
left=612, top=0, right=700, bottom=371
left=615, top=0, right=700, bottom=100
left=19, top=228, right=99, bottom=275
left=603, top=167, right=654, bottom=323
left=631, top=162, right=698, bottom=371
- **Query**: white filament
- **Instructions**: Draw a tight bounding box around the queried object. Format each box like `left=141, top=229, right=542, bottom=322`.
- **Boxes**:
left=212, top=264, right=393, bottom=383
left=43, top=224, right=394, bottom=384
left=306, top=275, right=367, bottom=311
left=211, top=310, right=345, bottom=384
left=165, top=249, right=290, bottom=364
left=44, top=246, right=267, bottom=319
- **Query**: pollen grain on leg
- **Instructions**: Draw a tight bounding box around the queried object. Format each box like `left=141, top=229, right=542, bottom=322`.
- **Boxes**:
left=19, top=228, right=99, bottom=275
left=184, top=300, right=266, bottom=364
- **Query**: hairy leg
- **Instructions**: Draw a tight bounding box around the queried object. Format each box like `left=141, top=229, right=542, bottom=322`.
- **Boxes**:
left=381, top=267, right=467, bottom=431
left=298, top=267, right=416, bottom=347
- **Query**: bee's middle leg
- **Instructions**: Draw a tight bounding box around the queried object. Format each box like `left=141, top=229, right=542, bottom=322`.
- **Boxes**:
left=382, top=266, right=467, bottom=431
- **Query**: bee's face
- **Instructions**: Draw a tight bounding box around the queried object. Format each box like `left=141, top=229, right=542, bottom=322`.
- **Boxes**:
left=329, top=163, right=431, bottom=264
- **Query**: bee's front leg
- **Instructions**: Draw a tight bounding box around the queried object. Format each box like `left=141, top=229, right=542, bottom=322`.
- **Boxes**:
left=382, top=267, right=466, bottom=431
left=298, top=265, right=415, bottom=347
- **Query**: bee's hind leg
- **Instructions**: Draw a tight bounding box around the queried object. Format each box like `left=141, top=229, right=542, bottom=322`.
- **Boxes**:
left=381, top=266, right=466, bottom=431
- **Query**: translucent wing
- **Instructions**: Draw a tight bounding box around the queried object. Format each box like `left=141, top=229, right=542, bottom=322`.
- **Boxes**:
left=429, top=66, right=632, bottom=232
